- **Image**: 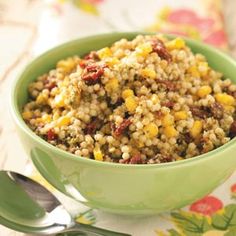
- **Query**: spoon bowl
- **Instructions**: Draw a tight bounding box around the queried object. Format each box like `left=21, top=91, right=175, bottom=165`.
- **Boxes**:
left=0, top=170, right=130, bottom=236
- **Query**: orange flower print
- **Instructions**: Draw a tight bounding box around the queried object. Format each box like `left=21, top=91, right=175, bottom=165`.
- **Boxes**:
left=147, top=7, right=228, bottom=50
left=230, top=183, right=236, bottom=199
left=167, top=9, right=214, bottom=32
left=190, top=196, right=223, bottom=216
left=204, top=29, right=228, bottom=47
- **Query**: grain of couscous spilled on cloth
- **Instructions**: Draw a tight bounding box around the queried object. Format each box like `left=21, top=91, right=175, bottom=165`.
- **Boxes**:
left=22, top=34, right=236, bottom=164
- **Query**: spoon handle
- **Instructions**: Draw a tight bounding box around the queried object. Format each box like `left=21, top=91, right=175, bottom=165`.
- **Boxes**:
left=60, top=222, right=131, bottom=236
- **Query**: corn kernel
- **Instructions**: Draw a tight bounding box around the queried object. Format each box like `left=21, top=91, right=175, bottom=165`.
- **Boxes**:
left=53, top=110, right=60, bottom=120
left=125, top=96, right=138, bottom=113
left=166, top=38, right=185, bottom=50
left=93, top=147, right=103, bottom=161
left=151, top=94, right=159, bottom=104
left=160, top=60, right=168, bottom=69
left=174, top=111, right=188, bottom=121
left=176, top=156, right=184, bottom=161
left=54, top=94, right=65, bottom=108
left=215, top=93, right=235, bottom=106
left=144, top=123, right=159, bottom=138
left=36, top=94, right=46, bottom=104
left=97, top=47, right=112, bottom=59
left=224, top=105, right=235, bottom=113
left=35, top=118, right=43, bottom=123
left=57, top=116, right=71, bottom=127
left=198, top=62, right=208, bottom=76
left=105, top=78, right=119, bottom=92
left=135, top=43, right=152, bottom=57
left=122, top=89, right=134, bottom=99
left=42, top=114, right=52, bottom=123
left=47, top=98, right=54, bottom=107
left=187, top=66, right=200, bottom=77
left=164, top=126, right=178, bottom=138
left=57, top=58, right=75, bottom=73
left=140, top=68, right=156, bottom=79
left=106, top=57, right=120, bottom=66
left=22, top=111, right=33, bottom=120
left=162, top=114, right=174, bottom=127
left=190, top=120, right=203, bottom=138
left=62, top=76, right=70, bottom=87
left=197, top=86, right=212, bottom=98
left=74, top=93, right=81, bottom=106
left=137, top=141, right=144, bottom=148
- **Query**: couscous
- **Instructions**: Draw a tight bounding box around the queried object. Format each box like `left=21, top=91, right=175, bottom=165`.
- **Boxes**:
left=22, top=34, right=236, bottom=164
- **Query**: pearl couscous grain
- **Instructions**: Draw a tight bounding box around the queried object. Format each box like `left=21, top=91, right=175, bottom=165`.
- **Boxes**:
left=22, top=34, right=236, bottom=164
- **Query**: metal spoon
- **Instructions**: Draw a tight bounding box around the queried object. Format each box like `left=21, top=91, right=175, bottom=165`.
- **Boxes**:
left=0, top=171, right=130, bottom=236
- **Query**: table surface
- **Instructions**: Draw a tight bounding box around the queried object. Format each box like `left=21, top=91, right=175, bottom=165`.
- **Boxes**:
left=1, top=0, right=236, bottom=235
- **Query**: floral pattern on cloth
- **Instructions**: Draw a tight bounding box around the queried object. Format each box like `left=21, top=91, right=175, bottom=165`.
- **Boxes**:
left=146, top=6, right=228, bottom=49
left=28, top=168, right=236, bottom=236
left=46, top=0, right=228, bottom=50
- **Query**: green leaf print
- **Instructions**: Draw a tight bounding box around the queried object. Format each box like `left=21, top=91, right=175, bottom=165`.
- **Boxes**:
left=212, top=204, right=236, bottom=230
left=225, top=226, right=236, bottom=236
left=167, top=228, right=182, bottom=236
left=171, top=211, right=213, bottom=235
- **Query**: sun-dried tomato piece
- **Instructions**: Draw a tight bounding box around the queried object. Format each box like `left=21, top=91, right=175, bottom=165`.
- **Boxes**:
left=129, top=154, right=143, bottom=164
left=82, top=70, right=103, bottom=85
left=156, top=79, right=176, bottom=91
left=84, top=122, right=96, bottom=135
left=196, top=137, right=205, bottom=152
left=107, top=97, right=124, bottom=109
left=82, top=63, right=106, bottom=85
left=45, top=81, right=57, bottom=91
left=86, top=64, right=99, bottom=72
left=190, top=103, right=224, bottom=120
left=148, top=153, right=173, bottom=163
left=229, top=121, right=236, bottom=138
left=80, top=51, right=100, bottom=69
left=158, top=154, right=173, bottom=163
left=113, top=118, right=132, bottom=137
left=84, top=51, right=99, bottom=60
left=47, top=129, right=57, bottom=140
left=114, top=97, right=124, bottom=107
left=229, top=91, right=236, bottom=98
left=155, top=110, right=163, bottom=119
left=84, top=118, right=103, bottom=135
left=184, top=132, right=194, bottom=144
left=190, top=106, right=210, bottom=119
left=151, top=39, right=172, bottom=62
left=161, top=100, right=175, bottom=108
left=79, top=60, right=87, bottom=69
left=110, top=121, right=116, bottom=132
left=210, top=102, right=224, bottom=119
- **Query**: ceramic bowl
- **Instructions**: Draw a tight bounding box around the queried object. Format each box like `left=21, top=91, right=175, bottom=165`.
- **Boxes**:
left=11, top=32, right=236, bottom=215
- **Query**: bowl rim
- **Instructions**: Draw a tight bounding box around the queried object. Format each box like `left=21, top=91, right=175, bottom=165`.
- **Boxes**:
left=11, top=31, right=236, bottom=169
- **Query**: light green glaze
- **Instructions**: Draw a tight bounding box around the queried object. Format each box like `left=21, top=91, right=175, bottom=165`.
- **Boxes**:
left=11, top=32, right=236, bottom=215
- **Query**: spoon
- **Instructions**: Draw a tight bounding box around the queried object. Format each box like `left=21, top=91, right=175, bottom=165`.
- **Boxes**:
left=0, top=171, right=130, bottom=236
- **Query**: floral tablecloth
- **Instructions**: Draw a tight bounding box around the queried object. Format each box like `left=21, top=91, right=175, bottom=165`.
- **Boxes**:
left=0, top=0, right=236, bottom=235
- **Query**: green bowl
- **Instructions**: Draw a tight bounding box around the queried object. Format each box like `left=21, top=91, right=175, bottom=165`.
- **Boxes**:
left=11, top=32, right=236, bottom=215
